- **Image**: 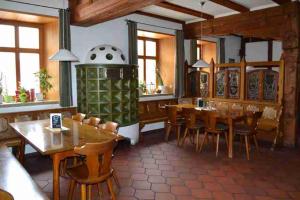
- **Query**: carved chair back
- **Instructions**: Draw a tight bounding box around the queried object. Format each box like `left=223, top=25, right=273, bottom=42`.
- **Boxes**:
left=72, top=113, right=86, bottom=122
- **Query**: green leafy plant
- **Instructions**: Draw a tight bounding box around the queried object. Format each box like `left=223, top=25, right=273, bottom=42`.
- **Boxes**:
left=139, top=82, right=147, bottom=94
left=156, top=68, right=164, bottom=86
left=19, top=85, right=27, bottom=103
left=34, top=69, right=53, bottom=98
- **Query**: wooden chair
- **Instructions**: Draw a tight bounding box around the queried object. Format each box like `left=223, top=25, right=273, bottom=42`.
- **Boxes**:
left=0, top=189, right=14, bottom=200
left=231, top=103, right=244, bottom=115
left=98, top=121, right=120, bottom=188
left=37, top=112, right=50, bottom=120
left=234, top=112, right=262, bottom=160
left=14, top=115, right=32, bottom=122
left=83, top=117, right=101, bottom=127
left=72, top=113, right=86, bottom=122
left=256, top=106, right=283, bottom=150
left=180, top=108, right=205, bottom=151
left=98, top=121, right=119, bottom=133
left=67, top=140, right=117, bottom=200
left=165, top=105, right=185, bottom=145
left=199, top=111, right=228, bottom=157
left=62, top=111, right=72, bottom=119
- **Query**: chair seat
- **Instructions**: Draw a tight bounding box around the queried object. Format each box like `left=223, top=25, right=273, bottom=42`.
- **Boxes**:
left=234, top=124, right=251, bottom=135
left=67, top=164, right=113, bottom=184
left=216, top=123, right=228, bottom=131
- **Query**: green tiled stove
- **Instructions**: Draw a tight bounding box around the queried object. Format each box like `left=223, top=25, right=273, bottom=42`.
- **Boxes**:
left=76, top=45, right=139, bottom=128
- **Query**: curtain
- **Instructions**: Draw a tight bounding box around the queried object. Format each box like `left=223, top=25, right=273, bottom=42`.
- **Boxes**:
left=175, top=30, right=185, bottom=97
left=190, top=39, right=198, bottom=65
left=220, top=38, right=225, bottom=63
left=59, top=9, right=73, bottom=107
left=127, top=20, right=138, bottom=65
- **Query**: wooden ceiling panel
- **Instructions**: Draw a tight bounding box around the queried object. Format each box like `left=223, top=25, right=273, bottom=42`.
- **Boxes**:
left=156, top=2, right=214, bottom=20
left=209, top=0, right=249, bottom=12
left=272, top=0, right=292, bottom=5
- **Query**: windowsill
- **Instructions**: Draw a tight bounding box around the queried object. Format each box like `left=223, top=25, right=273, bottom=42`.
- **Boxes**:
left=139, top=93, right=175, bottom=102
left=140, top=93, right=174, bottom=97
left=0, top=100, right=59, bottom=108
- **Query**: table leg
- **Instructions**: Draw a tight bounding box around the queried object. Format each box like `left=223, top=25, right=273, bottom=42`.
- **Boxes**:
left=53, top=154, right=61, bottom=200
left=228, top=119, right=233, bottom=159
left=19, top=138, right=25, bottom=165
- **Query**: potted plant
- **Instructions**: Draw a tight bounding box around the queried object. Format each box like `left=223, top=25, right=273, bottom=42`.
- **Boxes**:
left=139, top=82, right=147, bottom=95
left=18, top=86, right=27, bottom=103
left=34, top=69, right=53, bottom=99
left=156, top=68, right=167, bottom=94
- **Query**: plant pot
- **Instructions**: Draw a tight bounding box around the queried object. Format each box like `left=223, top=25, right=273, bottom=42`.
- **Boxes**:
left=4, top=95, right=13, bottom=103
left=19, top=94, right=27, bottom=103
left=36, top=93, right=43, bottom=101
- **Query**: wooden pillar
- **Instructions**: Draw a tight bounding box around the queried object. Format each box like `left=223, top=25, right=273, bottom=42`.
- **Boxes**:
left=281, top=4, right=300, bottom=147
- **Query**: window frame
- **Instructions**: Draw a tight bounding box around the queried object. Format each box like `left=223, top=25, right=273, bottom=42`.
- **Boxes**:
left=137, top=36, right=159, bottom=87
left=0, top=19, right=44, bottom=90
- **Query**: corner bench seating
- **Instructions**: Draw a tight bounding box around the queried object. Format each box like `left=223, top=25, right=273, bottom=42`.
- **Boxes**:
left=0, top=144, right=49, bottom=200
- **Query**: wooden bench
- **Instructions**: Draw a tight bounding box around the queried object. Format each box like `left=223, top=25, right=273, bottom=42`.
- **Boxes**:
left=0, top=145, right=49, bottom=200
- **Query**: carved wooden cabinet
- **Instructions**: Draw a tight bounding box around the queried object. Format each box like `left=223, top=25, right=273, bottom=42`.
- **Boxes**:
left=246, top=69, right=278, bottom=102
left=76, top=64, right=139, bottom=126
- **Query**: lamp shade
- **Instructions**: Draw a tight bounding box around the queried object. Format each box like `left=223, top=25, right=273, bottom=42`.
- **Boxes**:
left=192, top=59, right=210, bottom=68
left=49, top=49, right=79, bottom=62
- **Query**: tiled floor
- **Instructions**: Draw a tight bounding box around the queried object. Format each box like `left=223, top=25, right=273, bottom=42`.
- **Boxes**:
left=25, top=130, right=300, bottom=200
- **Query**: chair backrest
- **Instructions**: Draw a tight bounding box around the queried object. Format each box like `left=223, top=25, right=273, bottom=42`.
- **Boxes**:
left=14, top=115, right=32, bottom=122
left=165, top=105, right=178, bottom=124
left=98, top=121, right=119, bottom=133
left=231, top=103, right=243, bottom=115
left=203, top=111, right=218, bottom=131
left=74, top=140, right=116, bottom=179
left=85, top=117, right=101, bottom=127
left=261, top=106, right=278, bottom=120
left=246, top=104, right=260, bottom=113
left=248, top=111, right=263, bottom=131
left=72, top=113, right=86, bottom=122
left=37, top=112, right=49, bottom=120
left=181, top=108, right=196, bottom=128
left=62, top=111, right=72, bottom=119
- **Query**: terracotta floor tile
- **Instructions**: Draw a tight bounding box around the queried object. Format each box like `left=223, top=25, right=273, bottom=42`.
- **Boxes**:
left=24, top=131, right=300, bottom=200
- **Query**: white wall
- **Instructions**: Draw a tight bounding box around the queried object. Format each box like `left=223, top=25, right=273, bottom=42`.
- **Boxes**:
left=71, top=13, right=183, bottom=106
left=224, top=35, right=241, bottom=63
left=246, top=41, right=282, bottom=62
left=0, top=0, right=67, bottom=16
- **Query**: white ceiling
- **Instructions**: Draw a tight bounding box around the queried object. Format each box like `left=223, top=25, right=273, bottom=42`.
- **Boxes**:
left=140, top=0, right=291, bottom=24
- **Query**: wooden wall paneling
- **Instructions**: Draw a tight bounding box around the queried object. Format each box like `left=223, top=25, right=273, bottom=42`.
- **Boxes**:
left=44, top=21, right=59, bottom=101
left=209, top=59, right=215, bottom=98
left=240, top=58, right=246, bottom=100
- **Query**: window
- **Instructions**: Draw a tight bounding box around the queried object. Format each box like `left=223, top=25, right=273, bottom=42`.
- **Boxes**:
left=138, top=37, right=158, bottom=89
left=0, top=22, right=42, bottom=95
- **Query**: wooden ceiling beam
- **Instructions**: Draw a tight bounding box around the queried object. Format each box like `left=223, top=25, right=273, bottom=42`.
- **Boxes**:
left=209, top=0, right=249, bottom=12
left=184, top=2, right=298, bottom=40
left=156, top=2, right=214, bottom=20
left=135, top=11, right=185, bottom=25
left=70, top=0, right=165, bottom=26
left=272, top=0, right=291, bottom=5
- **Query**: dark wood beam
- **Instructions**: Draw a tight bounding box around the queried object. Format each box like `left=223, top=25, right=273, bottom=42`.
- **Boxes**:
left=210, top=0, right=249, bottom=12
left=135, top=11, right=185, bottom=25
left=272, top=0, right=291, bottom=5
left=184, top=2, right=298, bottom=40
left=70, top=0, right=164, bottom=26
left=156, top=2, right=214, bottom=20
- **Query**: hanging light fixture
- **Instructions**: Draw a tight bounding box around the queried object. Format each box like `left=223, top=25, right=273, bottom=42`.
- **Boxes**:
left=49, top=1, right=79, bottom=62
left=193, top=0, right=209, bottom=68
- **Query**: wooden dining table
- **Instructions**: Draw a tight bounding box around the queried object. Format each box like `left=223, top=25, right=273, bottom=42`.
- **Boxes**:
left=175, top=104, right=244, bottom=159
left=9, top=118, right=121, bottom=200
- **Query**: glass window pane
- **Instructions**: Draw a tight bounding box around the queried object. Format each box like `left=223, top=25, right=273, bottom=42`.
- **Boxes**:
left=19, top=26, right=39, bottom=49
left=0, top=52, right=16, bottom=95
left=138, top=40, right=144, bottom=56
left=145, top=59, right=156, bottom=88
left=138, top=59, right=144, bottom=84
left=146, top=41, right=156, bottom=56
left=0, top=25, right=15, bottom=47
left=20, top=53, right=40, bottom=92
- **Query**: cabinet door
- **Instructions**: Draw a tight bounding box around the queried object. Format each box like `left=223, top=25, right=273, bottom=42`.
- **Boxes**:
left=200, top=72, right=209, bottom=97
left=263, top=70, right=278, bottom=101
left=228, top=70, right=240, bottom=99
left=247, top=70, right=260, bottom=100
left=215, top=71, right=226, bottom=98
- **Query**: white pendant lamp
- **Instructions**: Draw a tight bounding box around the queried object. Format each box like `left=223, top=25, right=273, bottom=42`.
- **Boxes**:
left=49, top=49, right=79, bottom=61
left=192, top=0, right=209, bottom=68
left=49, top=7, right=79, bottom=62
